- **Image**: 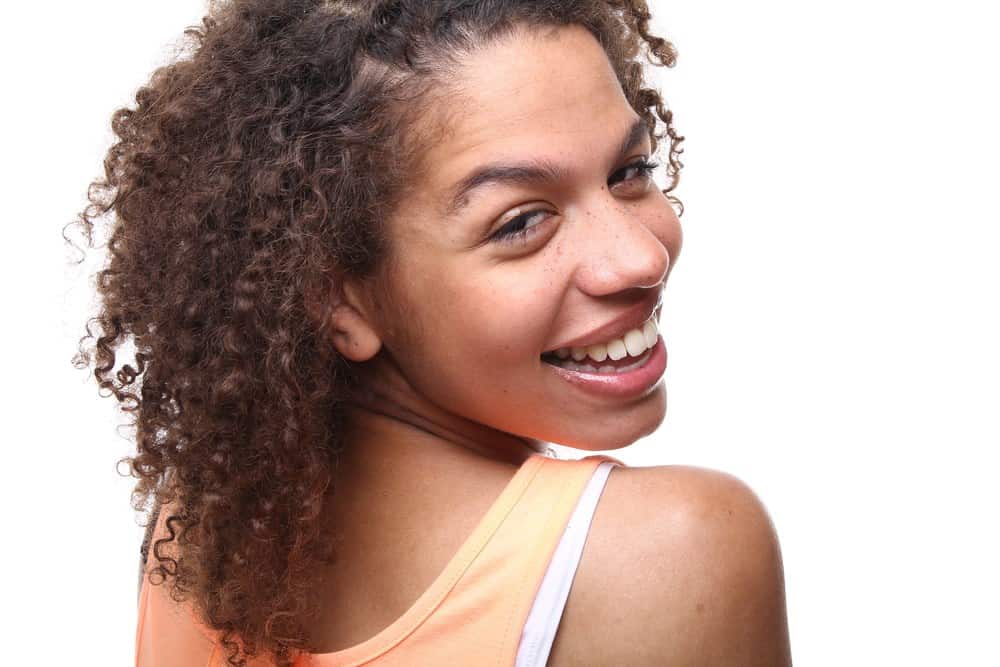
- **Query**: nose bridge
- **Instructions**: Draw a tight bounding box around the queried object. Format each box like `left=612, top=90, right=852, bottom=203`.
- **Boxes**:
left=573, top=193, right=671, bottom=294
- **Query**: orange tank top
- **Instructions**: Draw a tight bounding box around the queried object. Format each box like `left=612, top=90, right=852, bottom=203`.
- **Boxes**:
left=136, top=451, right=625, bottom=666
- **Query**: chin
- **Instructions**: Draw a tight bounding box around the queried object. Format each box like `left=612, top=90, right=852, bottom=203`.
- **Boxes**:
left=584, top=385, right=667, bottom=451
left=519, top=385, right=668, bottom=451
left=547, top=413, right=666, bottom=451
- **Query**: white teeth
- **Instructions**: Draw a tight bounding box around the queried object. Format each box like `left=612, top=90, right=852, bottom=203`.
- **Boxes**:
left=547, top=346, right=654, bottom=374
left=606, top=338, right=627, bottom=360
left=546, top=314, right=661, bottom=364
left=642, top=319, right=658, bottom=348
left=623, top=329, right=647, bottom=357
left=586, top=343, right=608, bottom=362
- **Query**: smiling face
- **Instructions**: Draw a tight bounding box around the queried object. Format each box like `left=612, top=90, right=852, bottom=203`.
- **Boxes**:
left=355, top=23, right=682, bottom=452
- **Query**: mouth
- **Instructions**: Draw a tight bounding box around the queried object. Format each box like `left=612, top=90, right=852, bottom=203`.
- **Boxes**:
left=540, top=305, right=661, bottom=373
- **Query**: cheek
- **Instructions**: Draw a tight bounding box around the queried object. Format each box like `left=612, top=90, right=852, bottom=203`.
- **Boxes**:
left=393, top=282, right=554, bottom=423
left=447, top=280, right=553, bottom=362
left=397, top=264, right=553, bottom=376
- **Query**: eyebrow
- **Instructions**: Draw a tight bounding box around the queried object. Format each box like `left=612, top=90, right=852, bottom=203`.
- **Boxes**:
left=443, top=116, right=651, bottom=219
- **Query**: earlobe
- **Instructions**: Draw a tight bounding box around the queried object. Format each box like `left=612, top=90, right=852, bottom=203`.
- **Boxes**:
left=329, top=303, right=383, bottom=362
left=306, top=277, right=384, bottom=362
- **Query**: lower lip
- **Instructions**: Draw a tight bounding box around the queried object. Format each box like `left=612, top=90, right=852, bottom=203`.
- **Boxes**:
left=542, top=336, right=667, bottom=400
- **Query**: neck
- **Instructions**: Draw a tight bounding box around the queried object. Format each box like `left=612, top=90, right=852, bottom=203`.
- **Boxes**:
left=340, top=357, right=548, bottom=469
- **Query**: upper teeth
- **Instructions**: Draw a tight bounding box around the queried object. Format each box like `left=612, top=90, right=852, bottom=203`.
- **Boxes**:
left=552, top=315, right=658, bottom=363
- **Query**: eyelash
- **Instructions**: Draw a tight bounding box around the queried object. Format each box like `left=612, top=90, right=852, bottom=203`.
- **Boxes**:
left=491, top=157, right=660, bottom=245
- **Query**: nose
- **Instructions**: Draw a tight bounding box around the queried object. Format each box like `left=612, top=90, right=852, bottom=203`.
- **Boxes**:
left=572, top=195, right=673, bottom=297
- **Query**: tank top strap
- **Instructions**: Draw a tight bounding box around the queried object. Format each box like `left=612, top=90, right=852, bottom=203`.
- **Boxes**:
left=579, top=452, right=627, bottom=467
left=481, top=453, right=624, bottom=665
left=136, top=504, right=224, bottom=667
left=307, top=452, right=620, bottom=666
left=514, top=455, right=621, bottom=666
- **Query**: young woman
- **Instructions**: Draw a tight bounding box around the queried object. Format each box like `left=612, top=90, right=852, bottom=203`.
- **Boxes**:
left=74, top=0, right=792, bottom=664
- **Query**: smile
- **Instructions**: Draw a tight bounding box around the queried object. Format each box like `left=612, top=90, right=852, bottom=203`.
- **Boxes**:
left=540, top=310, right=659, bottom=372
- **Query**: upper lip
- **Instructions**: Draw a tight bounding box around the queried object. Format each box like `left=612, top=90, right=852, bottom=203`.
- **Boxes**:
left=542, top=290, right=663, bottom=354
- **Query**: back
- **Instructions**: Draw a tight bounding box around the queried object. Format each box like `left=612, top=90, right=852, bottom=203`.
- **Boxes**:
left=136, top=452, right=624, bottom=666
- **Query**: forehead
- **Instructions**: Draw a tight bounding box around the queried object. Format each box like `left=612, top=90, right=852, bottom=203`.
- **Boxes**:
left=409, top=24, right=638, bottom=213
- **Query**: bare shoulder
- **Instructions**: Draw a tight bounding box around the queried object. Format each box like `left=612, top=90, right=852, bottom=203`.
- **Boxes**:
left=547, top=464, right=792, bottom=667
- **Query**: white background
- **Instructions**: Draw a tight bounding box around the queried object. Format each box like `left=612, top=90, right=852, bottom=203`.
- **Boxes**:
left=2, top=1, right=997, bottom=664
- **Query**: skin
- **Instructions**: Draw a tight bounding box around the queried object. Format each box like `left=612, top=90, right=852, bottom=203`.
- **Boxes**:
left=330, top=23, right=681, bottom=471
left=309, top=23, right=791, bottom=664
left=552, top=465, right=793, bottom=665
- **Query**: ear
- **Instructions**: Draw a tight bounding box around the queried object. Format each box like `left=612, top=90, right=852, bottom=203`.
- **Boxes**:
left=306, top=275, right=383, bottom=362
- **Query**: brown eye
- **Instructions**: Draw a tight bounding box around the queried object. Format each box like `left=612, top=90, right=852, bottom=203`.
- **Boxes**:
left=492, top=209, right=553, bottom=245
left=609, top=158, right=659, bottom=187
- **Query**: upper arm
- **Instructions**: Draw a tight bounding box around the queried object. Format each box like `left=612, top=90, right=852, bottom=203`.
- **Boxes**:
left=554, top=464, right=792, bottom=666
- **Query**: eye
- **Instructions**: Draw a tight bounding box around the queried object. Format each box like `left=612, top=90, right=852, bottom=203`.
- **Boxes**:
left=491, top=209, right=554, bottom=245
left=488, top=157, right=660, bottom=247
left=609, top=157, right=660, bottom=190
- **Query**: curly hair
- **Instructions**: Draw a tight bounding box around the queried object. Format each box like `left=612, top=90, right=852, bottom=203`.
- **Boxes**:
left=70, top=0, right=684, bottom=664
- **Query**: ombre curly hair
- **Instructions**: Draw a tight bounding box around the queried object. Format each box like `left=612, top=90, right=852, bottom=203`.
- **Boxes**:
left=71, top=0, right=684, bottom=664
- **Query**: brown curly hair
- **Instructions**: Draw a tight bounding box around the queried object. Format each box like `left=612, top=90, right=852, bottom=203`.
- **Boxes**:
left=70, top=0, right=684, bottom=664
